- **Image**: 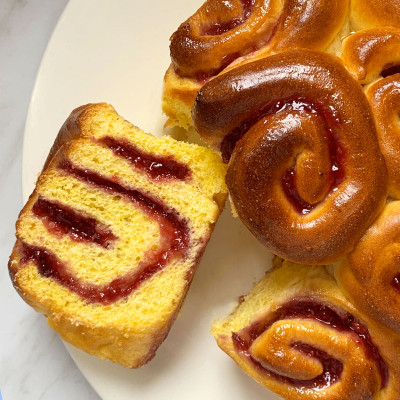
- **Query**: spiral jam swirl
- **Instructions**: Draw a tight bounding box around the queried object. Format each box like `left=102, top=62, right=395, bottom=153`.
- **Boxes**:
left=337, top=27, right=400, bottom=322
left=170, top=0, right=348, bottom=80
left=193, top=50, right=388, bottom=264
left=232, top=300, right=388, bottom=391
left=19, top=160, right=190, bottom=304
left=32, top=197, right=118, bottom=248
left=212, top=260, right=400, bottom=399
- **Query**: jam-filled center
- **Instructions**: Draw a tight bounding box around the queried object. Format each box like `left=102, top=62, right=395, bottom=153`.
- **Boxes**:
left=232, top=299, right=388, bottom=389
left=222, top=98, right=346, bottom=215
left=201, top=0, right=255, bottom=36
left=176, top=0, right=280, bottom=81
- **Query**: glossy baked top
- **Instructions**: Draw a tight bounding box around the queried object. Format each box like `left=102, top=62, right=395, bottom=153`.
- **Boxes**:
left=192, top=50, right=388, bottom=264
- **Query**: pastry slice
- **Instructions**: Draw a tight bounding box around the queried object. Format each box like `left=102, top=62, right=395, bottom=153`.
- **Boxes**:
left=9, top=103, right=227, bottom=368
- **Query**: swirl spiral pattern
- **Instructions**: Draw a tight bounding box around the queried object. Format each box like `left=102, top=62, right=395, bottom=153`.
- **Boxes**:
left=192, top=50, right=388, bottom=264
left=342, top=27, right=400, bottom=198
left=170, top=0, right=348, bottom=80
left=8, top=103, right=228, bottom=367
left=163, top=0, right=349, bottom=129
left=212, top=261, right=400, bottom=399
left=170, top=0, right=282, bottom=80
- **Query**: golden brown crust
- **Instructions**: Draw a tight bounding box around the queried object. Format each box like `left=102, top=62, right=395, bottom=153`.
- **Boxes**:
left=164, top=0, right=349, bottom=128
left=170, top=0, right=283, bottom=79
left=342, top=27, right=400, bottom=84
left=335, top=201, right=400, bottom=334
left=265, top=0, right=349, bottom=55
left=351, top=0, right=400, bottom=30
left=366, top=76, right=400, bottom=198
left=192, top=50, right=388, bottom=264
left=212, top=262, right=400, bottom=399
left=42, top=103, right=109, bottom=171
left=170, top=0, right=348, bottom=79
left=341, top=27, right=400, bottom=198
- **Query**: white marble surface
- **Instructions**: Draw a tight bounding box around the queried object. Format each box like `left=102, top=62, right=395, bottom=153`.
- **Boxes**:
left=0, top=1, right=100, bottom=399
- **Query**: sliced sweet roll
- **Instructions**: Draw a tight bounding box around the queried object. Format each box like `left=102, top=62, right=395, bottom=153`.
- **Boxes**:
left=162, top=0, right=349, bottom=129
left=342, top=27, right=400, bottom=198
left=9, top=103, right=228, bottom=368
left=212, top=260, right=400, bottom=399
left=335, top=201, right=400, bottom=335
left=192, top=50, right=388, bottom=264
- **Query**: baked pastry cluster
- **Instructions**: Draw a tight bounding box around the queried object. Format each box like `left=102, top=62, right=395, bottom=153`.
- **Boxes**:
left=162, top=0, right=400, bottom=398
left=163, top=0, right=349, bottom=128
left=10, top=0, right=400, bottom=396
left=9, top=103, right=227, bottom=367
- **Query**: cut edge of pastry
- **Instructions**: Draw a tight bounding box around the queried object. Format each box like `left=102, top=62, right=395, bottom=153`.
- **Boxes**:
left=9, top=103, right=228, bottom=368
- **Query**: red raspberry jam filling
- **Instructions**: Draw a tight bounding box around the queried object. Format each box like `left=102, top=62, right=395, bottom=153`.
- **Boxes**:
left=221, top=98, right=346, bottom=214
left=392, top=273, right=400, bottom=292
left=20, top=161, right=190, bottom=304
left=99, top=136, right=191, bottom=181
left=201, top=0, right=255, bottom=36
left=32, top=197, right=117, bottom=248
left=176, top=0, right=280, bottom=81
left=381, top=64, right=400, bottom=78
left=232, top=299, right=388, bottom=389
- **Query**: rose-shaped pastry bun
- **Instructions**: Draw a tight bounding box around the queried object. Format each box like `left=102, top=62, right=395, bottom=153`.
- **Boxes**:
left=192, top=50, right=388, bottom=264
left=163, top=0, right=349, bottom=128
left=212, top=260, right=400, bottom=399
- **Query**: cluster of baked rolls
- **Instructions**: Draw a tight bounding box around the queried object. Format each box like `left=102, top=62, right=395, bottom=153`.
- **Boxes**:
left=163, top=0, right=400, bottom=398
left=10, top=0, right=400, bottom=396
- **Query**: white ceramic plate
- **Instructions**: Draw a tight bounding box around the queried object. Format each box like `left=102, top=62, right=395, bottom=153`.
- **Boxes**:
left=23, top=1, right=278, bottom=399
